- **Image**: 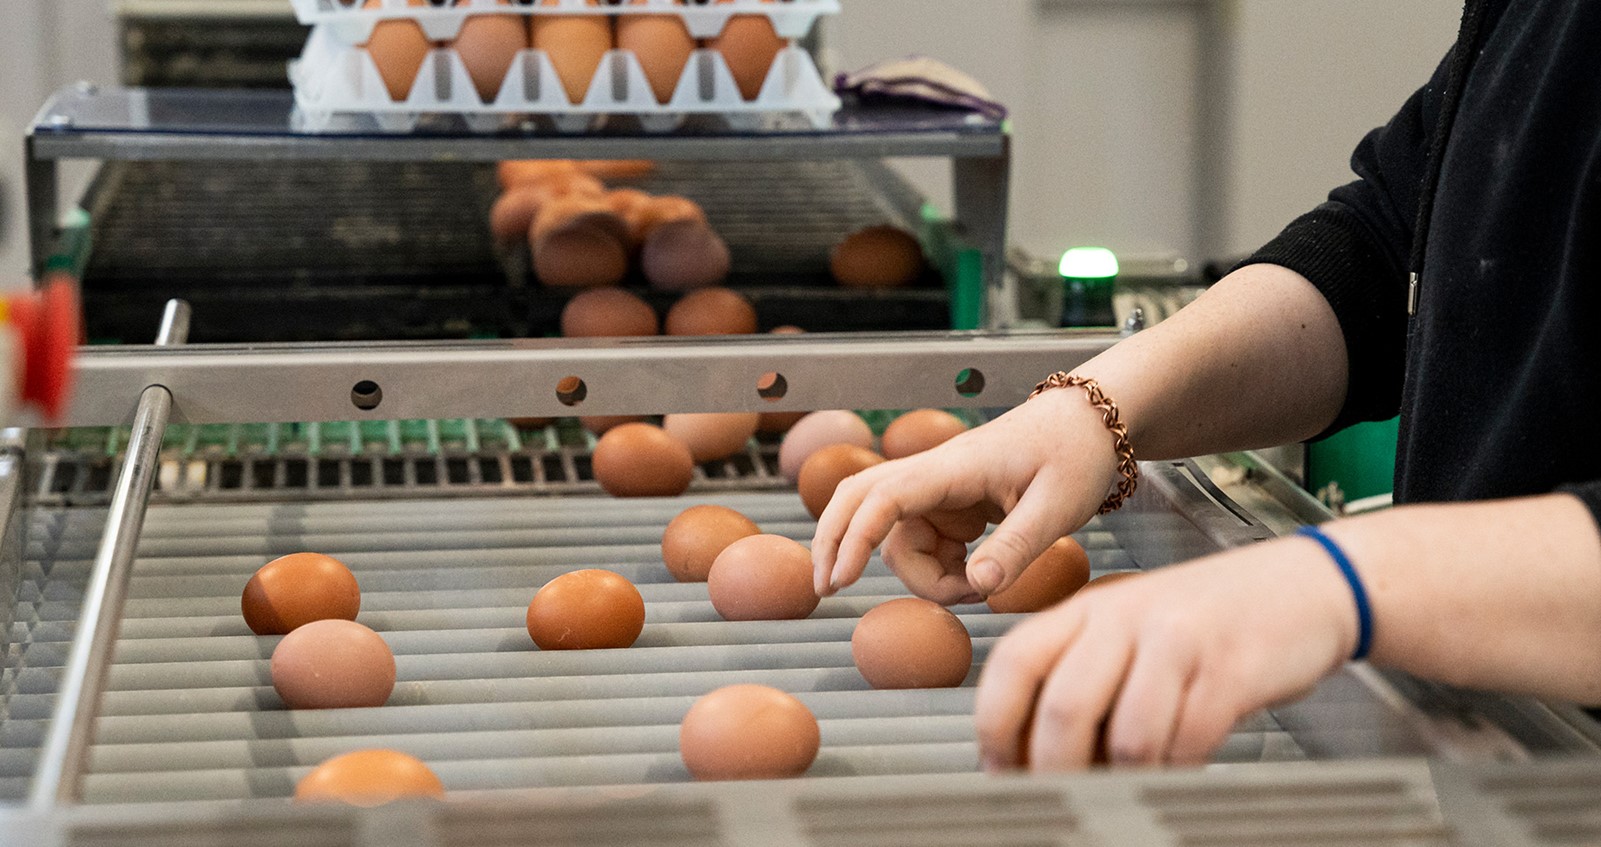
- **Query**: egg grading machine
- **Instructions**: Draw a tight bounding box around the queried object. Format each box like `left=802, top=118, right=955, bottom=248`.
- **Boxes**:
left=5, top=86, right=1601, bottom=845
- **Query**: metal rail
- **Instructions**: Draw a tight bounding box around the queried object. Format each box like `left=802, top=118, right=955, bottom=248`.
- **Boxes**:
left=28, top=300, right=190, bottom=809
left=61, top=331, right=1120, bottom=426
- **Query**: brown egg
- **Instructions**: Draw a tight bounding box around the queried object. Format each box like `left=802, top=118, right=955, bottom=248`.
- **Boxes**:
left=985, top=537, right=1091, bottom=614
left=295, top=750, right=445, bottom=806
left=526, top=569, right=646, bottom=649
left=489, top=188, right=543, bottom=246
left=665, top=287, right=757, bottom=336
left=561, top=287, right=659, bottom=338
left=663, top=412, right=759, bottom=463
left=776, top=410, right=873, bottom=481
left=531, top=195, right=631, bottom=288
left=708, top=0, right=785, bottom=101
left=497, top=159, right=583, bottom=191
left=578, top=160, right=658, bottom=181
left=271, top=619, right=396, bottom=709
left=680, top=684, right=819, bottom=781
left=831, top=225, right=926, bottom=288
left=707, top=534, right=818, bottom=621
left=881, top=409, right=969, bottom=460
left=452, top=2, right=527, bottom=102
left=619, top=1, right=694, bottom=103
left=643, top=220, right=732, bottom=291
left=851, top=597, right=973, bottom=689
left=363, top=0, right=430, bottom=102
left=796, top=444, right=885, bottom=520
left=637, top=195, right=707, bottom=233
left=531, top=0, right=612, bottom=104
left=581, top=414, right=648, bottom=435
left=592, top=422, right=696, bottom=497
left=604, top=189, right=654, bottom=248
left=241, top=552, right=361, bottom=636
left=1078, top=570, right=1141, bottom=594
left=661, top=504, right=761, bottom=582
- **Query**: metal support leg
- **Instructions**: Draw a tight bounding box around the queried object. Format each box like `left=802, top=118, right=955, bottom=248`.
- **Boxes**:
left=953, top=144, right=1013, bottom=329
left=23, top=138, right=59, bottom=281
left=28, top=300, right=191, bottom=809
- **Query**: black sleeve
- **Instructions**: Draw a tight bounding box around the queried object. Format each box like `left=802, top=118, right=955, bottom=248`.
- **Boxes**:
left=1559, top=482, right=1601, bottom=539
left=1238, top=50, right=1455, bottom=435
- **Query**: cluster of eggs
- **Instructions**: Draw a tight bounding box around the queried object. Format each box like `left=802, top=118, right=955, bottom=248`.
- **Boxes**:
left=492, top=159, right=735, bottom=291
left=361, top=0, right=790, bottom=106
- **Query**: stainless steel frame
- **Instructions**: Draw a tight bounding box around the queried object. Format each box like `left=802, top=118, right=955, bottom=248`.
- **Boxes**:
left=25, top=86, right=1015, bottom=326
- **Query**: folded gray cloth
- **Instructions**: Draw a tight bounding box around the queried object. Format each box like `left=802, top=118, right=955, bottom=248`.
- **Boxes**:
left=835, top=56, right=1007, bottom=119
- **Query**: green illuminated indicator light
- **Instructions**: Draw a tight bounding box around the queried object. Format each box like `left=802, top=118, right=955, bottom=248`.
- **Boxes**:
left=1059, top=247, right=1119, bottom=279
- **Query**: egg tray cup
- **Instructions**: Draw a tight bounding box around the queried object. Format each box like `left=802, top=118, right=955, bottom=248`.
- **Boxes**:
left=291, top=31, right=841, bottom=132
left=288, top=0, right=840, bottom=44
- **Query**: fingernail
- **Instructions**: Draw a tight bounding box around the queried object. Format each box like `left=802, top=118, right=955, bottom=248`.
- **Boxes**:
left=971, top=560, right=1004, bottom=595
left=980, top=755, right=1003, bottom=775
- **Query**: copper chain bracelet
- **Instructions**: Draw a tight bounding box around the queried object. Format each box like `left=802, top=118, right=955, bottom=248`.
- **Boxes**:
left=1027, top=372, right=1139, bottom=514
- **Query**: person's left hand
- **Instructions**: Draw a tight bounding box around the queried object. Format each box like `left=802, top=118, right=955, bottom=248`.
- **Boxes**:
left=975, top=534, right=1359, bottom=770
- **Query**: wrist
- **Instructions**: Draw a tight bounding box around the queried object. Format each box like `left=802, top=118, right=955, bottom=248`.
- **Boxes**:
left=1295, top=524, right=1369, bottom=665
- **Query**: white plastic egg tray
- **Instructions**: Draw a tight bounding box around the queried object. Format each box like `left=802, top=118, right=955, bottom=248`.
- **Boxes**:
left=287, top=0, right=843, bottom=132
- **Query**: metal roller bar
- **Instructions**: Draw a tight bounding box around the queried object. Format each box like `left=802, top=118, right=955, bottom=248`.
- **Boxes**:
left=28, top=300, right=190, bottom=809
left=62, top=331, right=1118, bottom=426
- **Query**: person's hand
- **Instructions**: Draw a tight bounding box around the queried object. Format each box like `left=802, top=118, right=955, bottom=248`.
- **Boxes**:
left=811, top=389, right=1121, bottom=605
left=975, top=535, right=1358, bottom=770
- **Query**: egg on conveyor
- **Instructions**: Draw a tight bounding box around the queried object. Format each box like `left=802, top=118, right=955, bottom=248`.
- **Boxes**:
left=241, top=552, right=361, bottom=636
left=831, top=225, right=926, bottom=288
left=679, top=684, right=820, bottom=781
left=986, top=536, right=1091, bottom=614
left=295, top=750, right=445, bottom=806
left=662, top=412, right=759, bottom=463
left=664, top=286, right=757, bottom=336
left=776, top=410, right=873, bottom=482
left=880, top=409, right=969, bottom=460
left=592, top=422, right=696, bottom=497
left=531, top=194, right=631, bottom=288
left=796, top=443, right=884, bottom=520
left=619, top=0, right=695, bottom=104
left=531, top=0, right=613, bottom=105
left=525, top=569, right=647, bottom=649
left=561, top=287, right=660, bottom=337
left=851, top=598, right=973, bottom=689
left=270, top=619, right=396, bottom=709
left=452, top=0, right=528, bottom=102
left=706, top=534, right=819, bottom=621
left=661, top=504, right=761, bottom=582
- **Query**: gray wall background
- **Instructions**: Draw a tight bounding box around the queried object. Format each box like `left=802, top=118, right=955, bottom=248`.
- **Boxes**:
left=0, top=0, right=1461, bottom=285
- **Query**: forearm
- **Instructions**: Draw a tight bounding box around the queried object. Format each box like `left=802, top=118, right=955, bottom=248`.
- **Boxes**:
left=1078, top=263, right=1348, bottom=461
left=1326, top=494, right=1601, bottom=703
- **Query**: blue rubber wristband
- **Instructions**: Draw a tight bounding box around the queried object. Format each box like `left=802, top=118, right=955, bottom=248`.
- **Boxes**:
left=1296, top=525, right=1373, bottom=661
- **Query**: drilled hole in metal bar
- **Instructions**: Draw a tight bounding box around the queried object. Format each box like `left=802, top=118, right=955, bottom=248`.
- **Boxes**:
left=351, top=380, right=383, bottom=411
left=557, top=376, right=588, bottom=407
left=956, top=368, right=986, bottom=398
left=758, top=372, right=788, bottom=401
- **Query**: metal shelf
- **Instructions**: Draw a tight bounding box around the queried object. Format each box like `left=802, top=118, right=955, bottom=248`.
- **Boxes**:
left=26, top=86, right=1013, bottom=324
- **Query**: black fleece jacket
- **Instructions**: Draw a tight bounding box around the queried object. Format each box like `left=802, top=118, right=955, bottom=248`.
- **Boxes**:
left=1244, top=0, right=1601, bottom=525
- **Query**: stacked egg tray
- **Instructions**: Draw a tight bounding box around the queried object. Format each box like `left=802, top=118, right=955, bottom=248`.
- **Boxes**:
left=0, top=487, right=1332, bottom=807
left=287, top=0, right=842, bottom=132
left=75, top=158, right=953, bottom=344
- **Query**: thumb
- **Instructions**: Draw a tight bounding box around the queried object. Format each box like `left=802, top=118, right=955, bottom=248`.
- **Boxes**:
left=966, top=477, right=1073, bottom=597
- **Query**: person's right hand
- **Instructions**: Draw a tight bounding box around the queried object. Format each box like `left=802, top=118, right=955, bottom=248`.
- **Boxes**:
left=812, top=387, right=1124, bottom=605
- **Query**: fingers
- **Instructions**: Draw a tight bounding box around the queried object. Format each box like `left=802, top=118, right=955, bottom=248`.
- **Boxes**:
left=973, top=607, right=1082, bottom=771
left=1104, top=640, right=1195, bottom=766
left=1026, top=618, right=1136, bottom=770
left=1166, top=673, right=1243, bottom=765
left=967, top=468, right=1073, bottom=596
left=882, top=519, right=981, bottom=605
left=815, top=458, right=983, bottom=596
